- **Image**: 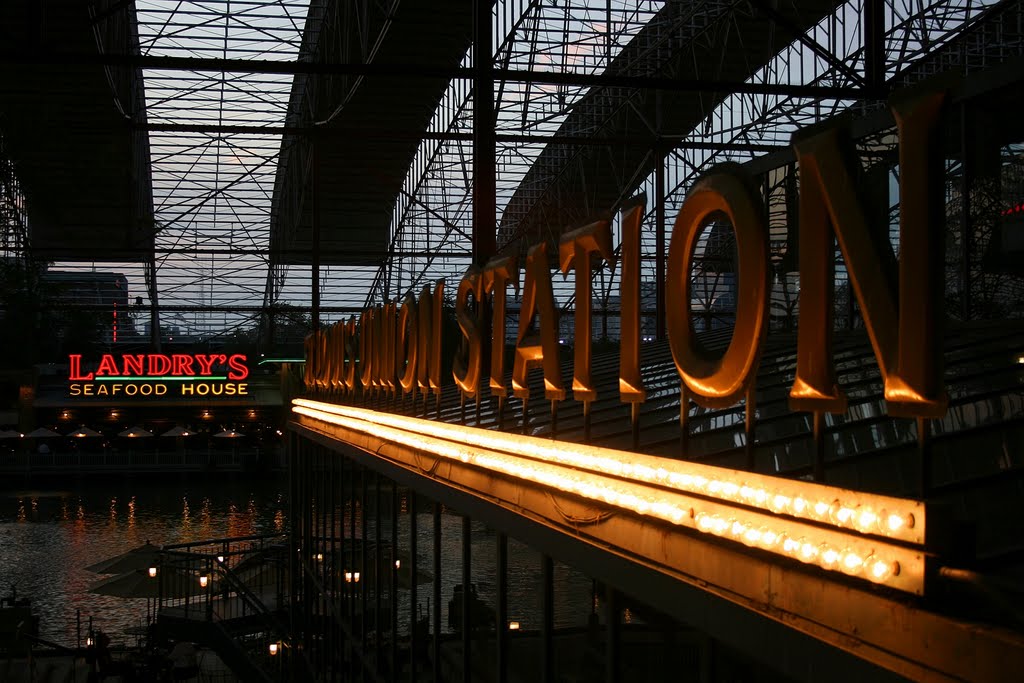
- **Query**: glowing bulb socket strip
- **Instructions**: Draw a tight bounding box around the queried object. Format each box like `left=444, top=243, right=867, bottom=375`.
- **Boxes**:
left=293, top=400, right=927, bottom=594
left=293, top=400, right=924, bottom=543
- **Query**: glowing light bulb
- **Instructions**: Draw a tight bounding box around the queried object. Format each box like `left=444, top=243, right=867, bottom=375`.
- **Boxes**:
left=814, top=501, right=830, bottom=517
left=841, top=551, right=865, bottom=574
left=799, top=541, right=818, bottom=562
left=886, top=512, right=914, bottom=532
left=269, top=642, right=279, bottom=656
left=759, top=528, right=781, bottom=548
left=148, top=567, right=157, bottom=578
left=508, top=621, right=521, bottom=630
left=200, top=575, right=209, bottom=588
left=820, top=546, right=840, bottom=569
left=394, top=559, right=401, bottom=569
left=791, top=497, right=808, bottom=514
left=855, top=509, right=878, bottom=532
left=834, top=506, right=855, bottom=524
left=869, top=560, right=899, bottom=582
left=713, top=517, right=729, bottom=535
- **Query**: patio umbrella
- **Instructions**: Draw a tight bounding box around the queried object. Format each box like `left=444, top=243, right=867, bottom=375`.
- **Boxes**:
left=86, top=541, right=162, bottom=574
left=26, top=427, right=60, bottom=438
left=161, top=426, right=194, bottom=437
left=118, top=426, right=154, bottom=438
left=0, top=429, right=22, bottom=439
left=88, top=567, right=213, bottom=599
left=213, top=429, right=244, bottom=438
left=66, top=426, right=102, bottom=438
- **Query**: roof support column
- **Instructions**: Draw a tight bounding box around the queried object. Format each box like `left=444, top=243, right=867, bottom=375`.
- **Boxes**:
left=864, top=0, right=886, bottom=89
left=311, top=142, right=321, bottom=332
left=473, top=0, right=496, bottom=265
left=655, top=93, right=667, bottom=341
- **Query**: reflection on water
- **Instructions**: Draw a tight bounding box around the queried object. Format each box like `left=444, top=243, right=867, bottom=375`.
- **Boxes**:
left=1, top=479, right=598, bottom=651
left=0, top=479, right=286, bottom=645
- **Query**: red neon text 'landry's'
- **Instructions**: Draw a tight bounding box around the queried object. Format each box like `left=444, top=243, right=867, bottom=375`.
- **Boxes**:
left=68, top=354, right=249, bottom=381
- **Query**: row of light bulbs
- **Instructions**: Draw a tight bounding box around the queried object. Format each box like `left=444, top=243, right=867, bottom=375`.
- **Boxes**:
left=293, top=400, right=921, bottom=544
left=694, top=513, right=899, bottom=582
left=293, top=403, right=915, bottom=590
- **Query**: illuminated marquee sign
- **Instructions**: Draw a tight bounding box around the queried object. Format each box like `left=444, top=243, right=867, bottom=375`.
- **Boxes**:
left=304, top=88, right=949, bottom=420
left=67, top=353, right=250, bottom=399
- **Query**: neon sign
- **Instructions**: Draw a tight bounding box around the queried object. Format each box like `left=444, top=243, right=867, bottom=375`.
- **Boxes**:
left=67, top=353, right=250, bottom=398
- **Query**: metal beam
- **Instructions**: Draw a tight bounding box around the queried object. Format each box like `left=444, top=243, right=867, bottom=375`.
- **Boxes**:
left=134, top=123, right=785, bottom=153
left=0, top=52, right=885, bottom=99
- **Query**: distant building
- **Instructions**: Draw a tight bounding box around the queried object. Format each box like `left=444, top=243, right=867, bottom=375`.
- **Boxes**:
left=40, top=270, right=136, bottom=343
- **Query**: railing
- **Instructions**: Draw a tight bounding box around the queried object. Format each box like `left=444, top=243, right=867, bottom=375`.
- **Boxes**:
left=151, top=533, right=299, bottom=679
left=0, top=446, right=284, bottom=472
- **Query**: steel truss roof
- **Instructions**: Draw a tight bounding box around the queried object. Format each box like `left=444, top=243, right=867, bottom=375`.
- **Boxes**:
left=0, top=0, right=1021, bottom=345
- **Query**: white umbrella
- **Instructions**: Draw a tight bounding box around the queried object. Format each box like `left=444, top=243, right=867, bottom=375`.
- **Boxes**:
left=67, top=426, right=102, bottom=438
left=26, top=427, right=60, bottom=438
left=161, top=426, right=195, bottom=437
left=88, top=567, right=212, bottom=599
left=118, top=426, right=154, bottom=438
left=86, top=541, right=162, bottom=574
left=0, top=429, right=22, bottom=439
left=213, top=429, right=244, bottom=438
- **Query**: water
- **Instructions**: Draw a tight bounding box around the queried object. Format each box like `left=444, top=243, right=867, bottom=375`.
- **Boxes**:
left=0, top=478, right=286, bottom=646
left=0, top=478, right=597, bottom=651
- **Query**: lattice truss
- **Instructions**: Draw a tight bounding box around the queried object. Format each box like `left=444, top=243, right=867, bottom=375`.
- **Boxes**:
left=371, top=0, right=665, bottom=305
left=27, top=1, right=1021, bottom=342
left=136, top=0, right=310, bottom=339
left=363, top=0, right=1019, bottom=339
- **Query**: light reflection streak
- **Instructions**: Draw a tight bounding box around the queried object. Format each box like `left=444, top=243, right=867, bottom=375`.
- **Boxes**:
left=182, top=496, right=191, bottom=532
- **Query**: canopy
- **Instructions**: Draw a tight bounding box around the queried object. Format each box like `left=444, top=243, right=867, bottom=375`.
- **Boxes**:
left=67, top=426, right=102, bottom=438
left=88, top=567, right=212, bottom=599
left=118, top=426, right=154, bottom=438
left=213, top=429, right=245, bottom=438
left=26, top=427, right=60, bottom=438
left=86, top=541, right=162, bottom=574
left=160, top=426, right=195, bottom=437
left=0, top=429, right=22, bottom=439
